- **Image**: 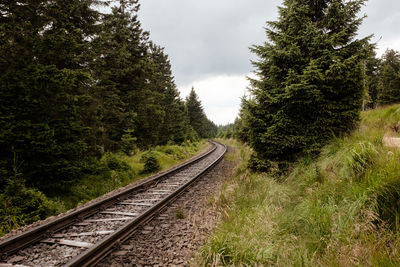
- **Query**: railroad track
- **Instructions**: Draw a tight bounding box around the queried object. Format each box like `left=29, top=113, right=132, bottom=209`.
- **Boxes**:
left=0, top=141, right=226, bottom=267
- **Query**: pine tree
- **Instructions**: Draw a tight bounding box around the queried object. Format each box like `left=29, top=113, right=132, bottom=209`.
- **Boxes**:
left=364, top=50, right=381, bottom=109
left=147, top=44, right=189, bottom=145
left=92, top=0, right=147, bottom=152
left=134, top=43, right=172, bottom=147
left=234, top=97, right=252, bottom=143
left=186, top=88, right=207, bottom=138
left=378, top=49, right=400, bottom=105
left=185, top=88, right=217, bottom=139
left=247, top=0, right=370, bottom=167
left=0, top=0, right=100, bottom=194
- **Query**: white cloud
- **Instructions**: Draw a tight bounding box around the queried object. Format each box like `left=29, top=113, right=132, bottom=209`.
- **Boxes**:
left=376, top=36, right=400, bottom=56
left=178, top=74, right=251, bottom=125
left=139, top=0, right=400, bottom=126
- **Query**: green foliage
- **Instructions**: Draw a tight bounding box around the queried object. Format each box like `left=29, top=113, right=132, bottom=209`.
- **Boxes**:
left=200, top=106, right=400, bottom=266
left=364, top=50, right=381, bottom=109
left=121, top=131, right=137, bottom=155
left=140, top=151, right=161, bottom=174
left=186, top=87, right=218, bottom=139
left=216, top=123, right=234, bottom=139
left=233, top=97, right=252, bottom=143
left=243, top=0, right=371, bottom=168
left=378, top=49, right=400, bottom=105
left=103, top=152, right=131, bottom=171
left=375, top=179, right=400, bottom=230
left=91, top=1, right=141, bottom=152
left=347, top=142, right=378, bottom=179
left=0, top=177, right=58, bottom=236
left=0, top=0, right=213, bottom=199
left=0, top=0, right=99, bottom=195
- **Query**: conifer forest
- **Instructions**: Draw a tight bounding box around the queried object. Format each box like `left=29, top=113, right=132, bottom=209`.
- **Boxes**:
left=2, top=0, right=400, bottom=265
left=0, top=0, right=217, bottom=233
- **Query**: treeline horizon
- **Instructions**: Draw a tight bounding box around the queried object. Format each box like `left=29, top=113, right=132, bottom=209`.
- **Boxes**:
left=0, top=0, right=217, bottom=196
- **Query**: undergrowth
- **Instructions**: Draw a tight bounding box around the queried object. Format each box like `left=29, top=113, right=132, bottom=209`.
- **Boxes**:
left=0, top=140, right=207, bottom=237
left=199, top=105, right=400, bottom=266
left=59, top=141, right=207, bottom=210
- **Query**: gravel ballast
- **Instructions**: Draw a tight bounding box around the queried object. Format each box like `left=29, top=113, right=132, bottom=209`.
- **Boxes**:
left=97, top=146, right=237, bottom=267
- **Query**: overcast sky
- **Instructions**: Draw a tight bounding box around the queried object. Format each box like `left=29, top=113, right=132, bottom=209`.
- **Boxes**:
left=137, top=0, right=400, bottom=125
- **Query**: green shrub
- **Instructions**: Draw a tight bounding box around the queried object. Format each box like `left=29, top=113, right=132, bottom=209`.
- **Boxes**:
left=140, top=151, right=161, bottom=174
left=102, top=153, right=131, bottom=171
left=0, top=177, right=58, bottom=236
left=157, top=145, right=186, bottom=160
left=164, top=148, right=174, bottom=154
left=121, top=132, right=137, bottom=155
left=248, top=153, right=273, bottom=172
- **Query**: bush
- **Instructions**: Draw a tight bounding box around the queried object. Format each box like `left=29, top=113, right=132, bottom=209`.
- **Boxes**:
left=0, top=177, right=58, bottom=236
left=102, top=153, right=131, bottom=171
left=248, top=153, right=272, bottom=173
left=140, top=151, right=161, bottom=174
left=157, top=145, right=185, bottom=160
left=164, top=148, right=175, bottom=155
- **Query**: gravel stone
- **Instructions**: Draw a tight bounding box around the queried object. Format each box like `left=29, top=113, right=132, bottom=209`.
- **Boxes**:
left=97, top=146, right=237, bottom=266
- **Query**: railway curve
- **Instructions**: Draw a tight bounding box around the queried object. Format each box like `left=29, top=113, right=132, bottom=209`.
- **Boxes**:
left=0, top=141, right=226, bottom=267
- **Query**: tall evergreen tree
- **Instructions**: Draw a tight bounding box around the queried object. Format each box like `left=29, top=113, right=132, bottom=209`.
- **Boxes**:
left=134, top=43, right=170, bottom=147
left=378, top=49, right=400, bottom=105
left=92, top=0, right=147, bottom=152
left=185, top=87, right=217, bottom=139
left=186, top=87, right=207, bottom=138
left=234, top=97, right=252, bottom=143
left=247, top=0, right=370, bottom=167
left=93, top=1, right=192, bottom=149
left=364, top=50, right=381, bottom=109
left=0, top=0, right=100, bottom=194
left=149, top=45, right=188, bottom=144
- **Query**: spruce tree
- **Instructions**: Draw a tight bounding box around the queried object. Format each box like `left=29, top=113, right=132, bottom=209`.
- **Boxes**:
left=185, top=88, right=217, bottom=139
left=0, top=0, right=100, bottom=194
left=378, top=49, right=400, bottom=105
left=93, top=0, right=147, bottom=152
left=248, top=0, right=370, bottom=167
left=234, top=97, right=252, bottom=143
left=186, top=88, right=207, bottom=138
left=364, top=50, right=381, bottom=109
left=148, top=44, right=191, bottom=145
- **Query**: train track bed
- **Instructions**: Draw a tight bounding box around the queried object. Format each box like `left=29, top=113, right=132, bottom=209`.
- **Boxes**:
left=0, top=142, right=226, bottom=267
left=97, top=146, right=237, bottom=266
left=0, top=144, right=214, bottom=245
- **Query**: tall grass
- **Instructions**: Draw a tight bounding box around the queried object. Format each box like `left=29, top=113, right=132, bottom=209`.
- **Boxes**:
left=199, top=105, right=400, bottom=266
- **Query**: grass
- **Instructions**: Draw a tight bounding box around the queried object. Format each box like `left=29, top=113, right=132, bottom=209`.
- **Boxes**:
left=0, top=140, right=208, bottom=236
left=58, top=141, right=208, bottom=210
left=198, top=105, right=400, bottom=266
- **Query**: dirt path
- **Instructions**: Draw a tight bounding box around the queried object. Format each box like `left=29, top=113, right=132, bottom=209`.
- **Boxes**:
left=383, top=136, right=400, bottom=148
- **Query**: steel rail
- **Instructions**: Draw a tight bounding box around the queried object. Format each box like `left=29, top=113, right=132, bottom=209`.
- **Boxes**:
left=65, top=141, right=226, bottom=266
left=0, top=141, right=220, bottom=257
